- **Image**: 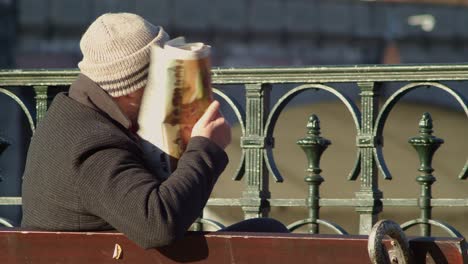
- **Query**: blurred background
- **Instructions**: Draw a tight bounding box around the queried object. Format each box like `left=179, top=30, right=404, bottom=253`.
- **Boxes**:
left=0, top=0, right=466, bottom=237
left=3, top=0, right=468, bottom=68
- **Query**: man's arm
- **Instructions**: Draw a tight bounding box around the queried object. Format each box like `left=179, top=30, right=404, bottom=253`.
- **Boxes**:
left=76, top=134, right=227, bottom=249
left=75, top=100, right=230, bottom=249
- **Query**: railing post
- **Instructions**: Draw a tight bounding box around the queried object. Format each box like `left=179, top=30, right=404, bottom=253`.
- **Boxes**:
left=408, top=112, right=443, bottom=236
left=297, top=114, right=330, bottom=234
left=33, top=86, right=49, bottom=124
left=240, top=83, right=271, bottom=219
left=356, top=82, right=383, bottom=235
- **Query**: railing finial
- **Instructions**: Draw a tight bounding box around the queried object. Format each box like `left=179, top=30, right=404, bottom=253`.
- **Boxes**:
left=418, top=112, right=433, bottom=135
left=408, top=112, right=444, bottom=236
left=409, top=112, right=443, bottom=175
left=306, top=114, right=321, bottom=136
left=297, top=114, right=330, bottom=233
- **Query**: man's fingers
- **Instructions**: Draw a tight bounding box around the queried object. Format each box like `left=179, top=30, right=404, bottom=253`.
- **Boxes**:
left=198, top=100, right=220, bottom=125
left=211, top=116, right=228, bottom=128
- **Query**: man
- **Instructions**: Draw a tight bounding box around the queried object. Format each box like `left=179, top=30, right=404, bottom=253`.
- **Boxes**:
left=21, top=12, right=231, bottom=248
left=21, top=13, right=287, bottom=249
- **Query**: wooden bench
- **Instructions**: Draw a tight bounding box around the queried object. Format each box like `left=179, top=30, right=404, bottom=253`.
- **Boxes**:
left=0, top=229, right=466, bottom=263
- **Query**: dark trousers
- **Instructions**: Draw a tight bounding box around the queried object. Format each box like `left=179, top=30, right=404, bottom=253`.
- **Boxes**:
left=219, top=218, right=289, bottom=233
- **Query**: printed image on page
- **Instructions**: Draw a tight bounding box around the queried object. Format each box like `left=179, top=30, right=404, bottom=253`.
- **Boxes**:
left=138, top=37, right=212, bottom=176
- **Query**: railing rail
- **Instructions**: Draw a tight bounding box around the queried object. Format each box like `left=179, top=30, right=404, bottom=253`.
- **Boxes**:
left=0, top=65, right=466, bottom=238
left=4, top=65, right=468, bottom=85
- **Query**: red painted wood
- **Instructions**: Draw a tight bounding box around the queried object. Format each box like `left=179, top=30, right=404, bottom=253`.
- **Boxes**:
left=0, top=229, right=466, bottom=263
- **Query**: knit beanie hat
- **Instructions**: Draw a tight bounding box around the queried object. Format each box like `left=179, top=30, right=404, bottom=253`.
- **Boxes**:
left=78, top=13, right=169, bottom=97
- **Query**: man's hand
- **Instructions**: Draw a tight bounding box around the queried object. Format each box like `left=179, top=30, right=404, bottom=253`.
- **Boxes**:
left=191, top=100, right=231, bottom=150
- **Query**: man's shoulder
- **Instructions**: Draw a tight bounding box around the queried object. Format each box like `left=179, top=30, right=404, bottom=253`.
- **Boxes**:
left=44, top=93, right=120, bottom=130
left=34, top=93, right=131, bottom=147
left=46, top=93, right=104, bottom=122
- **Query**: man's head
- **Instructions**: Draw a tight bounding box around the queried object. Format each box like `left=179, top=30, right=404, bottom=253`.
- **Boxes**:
left=79, top=13, right=169, bottom=97
left=78, top=13, right=169, bottom=126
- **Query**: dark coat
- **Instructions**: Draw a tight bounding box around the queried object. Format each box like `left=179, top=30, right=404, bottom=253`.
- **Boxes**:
left=21, top=74, right=228, bottom=248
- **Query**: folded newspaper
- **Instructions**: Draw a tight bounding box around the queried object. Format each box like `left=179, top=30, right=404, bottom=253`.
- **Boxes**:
left=138, top=37, right=212, bottom=176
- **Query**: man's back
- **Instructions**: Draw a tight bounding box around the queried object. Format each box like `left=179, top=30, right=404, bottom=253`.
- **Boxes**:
left=22, top=93, right=127, bottom=231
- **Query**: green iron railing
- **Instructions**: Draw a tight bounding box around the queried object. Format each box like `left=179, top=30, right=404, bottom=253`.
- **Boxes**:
left=0, top=65, right=466, bottom=237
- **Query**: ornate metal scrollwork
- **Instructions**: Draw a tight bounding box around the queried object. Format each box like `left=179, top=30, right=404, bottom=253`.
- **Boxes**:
left=264, top=83, right=361, bottom=183
left=212, top=88, right=246, bottom=181
left=192, top=217, right=225, bottom=231
left=0, top=87, right=35, bottom=133
left=0, top=217, right=14, bottom=227
left=374, top=82, right=468, bottom=182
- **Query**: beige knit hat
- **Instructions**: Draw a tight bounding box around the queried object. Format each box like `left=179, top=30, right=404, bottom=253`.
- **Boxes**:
left=78, top=13, right=169, bottom=97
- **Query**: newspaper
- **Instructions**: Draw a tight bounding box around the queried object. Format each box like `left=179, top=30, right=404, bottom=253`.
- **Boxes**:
left=138, top=37, right=212, bottom=176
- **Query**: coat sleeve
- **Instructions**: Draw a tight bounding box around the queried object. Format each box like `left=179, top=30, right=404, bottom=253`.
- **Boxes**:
left=74, top=132, right=228, bottom=249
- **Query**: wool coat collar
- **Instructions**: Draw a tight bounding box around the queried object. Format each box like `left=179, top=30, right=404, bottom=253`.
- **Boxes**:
left=68, top=74, right=132, bottom=130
